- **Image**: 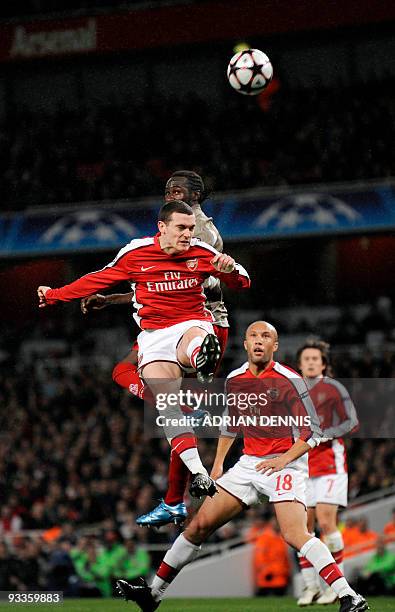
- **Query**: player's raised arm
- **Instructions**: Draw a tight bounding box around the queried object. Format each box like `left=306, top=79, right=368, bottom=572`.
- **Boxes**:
left=37, top=247, right=135, bottom=307
left=210, top=253, right=250, bottom=289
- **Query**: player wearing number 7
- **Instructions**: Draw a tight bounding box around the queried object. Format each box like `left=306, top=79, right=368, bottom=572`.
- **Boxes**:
left=296, top=340, right=359, bottom=607
left=117, top=321, right=368, bottom=612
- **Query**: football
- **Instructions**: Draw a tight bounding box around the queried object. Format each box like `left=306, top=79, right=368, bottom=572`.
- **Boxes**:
left=227, top=48, right=273, bottom=95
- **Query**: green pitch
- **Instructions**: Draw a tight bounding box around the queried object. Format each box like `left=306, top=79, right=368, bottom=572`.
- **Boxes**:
left=0, top=597, right=392, bottom=611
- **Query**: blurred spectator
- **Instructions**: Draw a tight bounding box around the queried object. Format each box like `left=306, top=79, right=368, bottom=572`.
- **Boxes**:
left=0, top=506, right=23, bottom=534
left=343, top=517, right=378, bottom=558
left=46, top=537, right=76, bottom=595
left=355, top=535, right=395, bottom=596
left=384, top=508, right=395, bottom=544
left=115, top=539, right=150, bottom=582
left=70, top=537, right=105, bottom=597
left=253, top=517, right=290, bottom=596
left=0, top=542, right=12, bottom=590
left=342, top=517, right=361, bottom=556
left=244, top=508, right=268, bottom=543
left=8, top=538, right=41, bottom=590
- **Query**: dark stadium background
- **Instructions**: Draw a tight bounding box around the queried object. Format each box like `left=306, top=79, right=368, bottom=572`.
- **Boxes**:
left=0, top=0, right=394, bottom=604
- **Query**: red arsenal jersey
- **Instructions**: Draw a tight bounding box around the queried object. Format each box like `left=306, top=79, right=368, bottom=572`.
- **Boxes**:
left=44, top=234, right=250, bottom=330
left=307, top=377, right=358, bottom=477
left=221, top=361, right=322, bottom=457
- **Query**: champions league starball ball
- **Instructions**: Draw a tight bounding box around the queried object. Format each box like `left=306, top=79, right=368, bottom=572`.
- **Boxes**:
left=227, top=48, right=273, bottom=95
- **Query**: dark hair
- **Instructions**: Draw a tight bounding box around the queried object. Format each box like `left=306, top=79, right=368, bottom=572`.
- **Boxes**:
left=296, top=339, right=332, bottom=376
left=170, top=170, right=210, bottom=203
left=158, top=200, right=194, bottom=223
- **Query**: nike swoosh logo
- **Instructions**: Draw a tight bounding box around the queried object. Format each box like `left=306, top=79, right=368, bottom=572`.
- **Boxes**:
left=141, top=266, right=155, bottom=271
left=324, top=570, right=334, bottom=580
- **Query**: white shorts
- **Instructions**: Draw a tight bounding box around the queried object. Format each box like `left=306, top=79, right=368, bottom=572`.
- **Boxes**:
left=306, top=473, right=348, bottom=508
left=137, top=319, right=214, bottom=372
left=217, top=454, right=308, bottom=507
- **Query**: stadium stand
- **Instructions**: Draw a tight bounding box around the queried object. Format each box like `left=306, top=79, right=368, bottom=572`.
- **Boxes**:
left=0, top=78, right=394, bottom=210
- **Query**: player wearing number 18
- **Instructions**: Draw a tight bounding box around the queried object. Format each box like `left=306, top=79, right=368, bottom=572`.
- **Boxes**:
left=117, top=322, right=368, bottom=612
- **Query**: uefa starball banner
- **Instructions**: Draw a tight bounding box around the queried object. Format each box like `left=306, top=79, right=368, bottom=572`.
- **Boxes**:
left=1, top=181, right=395, bottom=256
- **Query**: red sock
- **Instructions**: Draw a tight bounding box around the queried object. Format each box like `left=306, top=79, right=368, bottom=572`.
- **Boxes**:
left=164, top=435, right=197, bottom=505
left=156, top=561, right=179, bottom=583
left=164, top=451, right=189, bottom=505
left=213, top=325, right=229, bottom=373
left=299, top=556, right=313, bottom=569
left=180, top=404, right=194, bottom=415
left=112, top=362, right=145, bottom=398
left=319, top=562, right=343, bottom=586
left=333, top=550, right=344, bottom=565
left=170, top=434, right=197, bottom=456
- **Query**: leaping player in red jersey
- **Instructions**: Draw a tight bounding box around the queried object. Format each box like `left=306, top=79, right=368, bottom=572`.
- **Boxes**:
left=81, top=171, right=229, bottom=397
left=116, top=322, right=368, bottom=612
left=80, top=171, right=231, bottom=528
left=296, top=340, right=358, bottom=607
left=37, top=200, right=250, bottom=504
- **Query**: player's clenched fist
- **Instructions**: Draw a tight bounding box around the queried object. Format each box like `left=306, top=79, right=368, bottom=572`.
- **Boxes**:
left=37, top=286, right=51, bottom=308
left=211, top=253, right=235, bottom=273
left=81, top=294, right=108, bottom=314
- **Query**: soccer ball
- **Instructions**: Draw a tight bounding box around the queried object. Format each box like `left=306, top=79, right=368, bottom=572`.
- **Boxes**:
left=227, top=49, right=273, bottom=95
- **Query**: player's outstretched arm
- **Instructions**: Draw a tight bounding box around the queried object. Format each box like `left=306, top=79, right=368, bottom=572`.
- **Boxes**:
left=81, top=292, right=133, bottom=314
left=255, top=439, right=311, bottom=475
left=37, top=254, right=134, bottom=307
left=210, top=435, right=236, bottom=480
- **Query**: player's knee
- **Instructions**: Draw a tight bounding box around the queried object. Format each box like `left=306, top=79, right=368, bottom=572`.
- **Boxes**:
left=112, top=361, right=134, bottom=383
left=318, top=518, right=335, bottom=535
left=188, top=513, right=213, bottom=543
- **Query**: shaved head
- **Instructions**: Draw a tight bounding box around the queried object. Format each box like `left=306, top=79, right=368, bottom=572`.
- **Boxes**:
left=245, top=321, right=278, bottom=342
left=244, top=321, right=279, bottom=372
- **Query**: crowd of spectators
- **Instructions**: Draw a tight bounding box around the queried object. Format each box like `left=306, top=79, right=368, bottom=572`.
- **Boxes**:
left=1, top=76, right=394, bottom=211
left=0, top=527, right=150, bottom=595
